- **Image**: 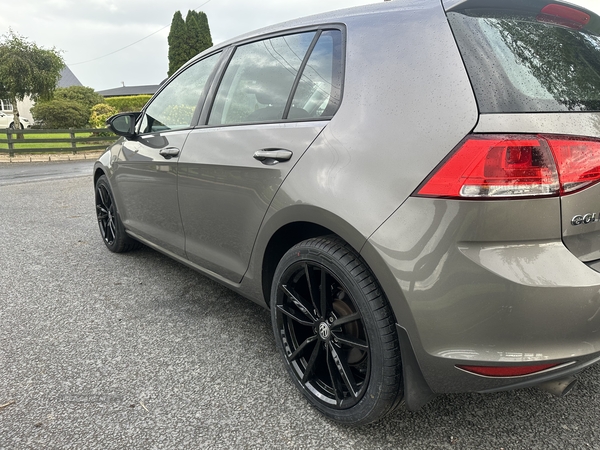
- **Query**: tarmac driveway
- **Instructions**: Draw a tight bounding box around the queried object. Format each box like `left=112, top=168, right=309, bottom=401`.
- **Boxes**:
left=1, top=172, right=599, bottom=449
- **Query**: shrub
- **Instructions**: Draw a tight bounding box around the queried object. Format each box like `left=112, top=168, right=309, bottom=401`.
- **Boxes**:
left=89, top=103, right=118, bottom=129
left=53, top=86, right=104, bottom=111
left=31, top=99, right=89, bottom=129
left=105, top=95, right=152, bottom=113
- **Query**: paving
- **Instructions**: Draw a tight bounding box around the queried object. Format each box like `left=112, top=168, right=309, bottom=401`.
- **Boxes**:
left=0, top=151, right=103, bottom=164
left=1, top=170, right=600, bottom=449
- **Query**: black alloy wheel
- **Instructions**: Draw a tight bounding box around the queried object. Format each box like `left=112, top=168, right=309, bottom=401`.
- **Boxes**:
left=271, top=236, right=403, bottom=425
left=95, top=175, right=139, bottom=253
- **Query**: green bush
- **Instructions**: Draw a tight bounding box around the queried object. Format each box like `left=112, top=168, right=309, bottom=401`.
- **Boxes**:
left=105, top=95, right=152, bottom=113
left=31, top=99, right=90, bottom=129
left=89, top=103, right=118, bottom=131
left=53, top=86, right=104, bottom=111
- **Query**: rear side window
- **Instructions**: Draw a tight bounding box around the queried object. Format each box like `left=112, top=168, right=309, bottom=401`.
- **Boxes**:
left=448, top=11, right=600, bottom=113
left=208, top=29, right=343, bottom=125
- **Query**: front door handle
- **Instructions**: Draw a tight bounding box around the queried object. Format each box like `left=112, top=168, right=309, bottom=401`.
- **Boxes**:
left=253, top=149, right=293, bottom=164
left=159, top=147, right=180, bottom=159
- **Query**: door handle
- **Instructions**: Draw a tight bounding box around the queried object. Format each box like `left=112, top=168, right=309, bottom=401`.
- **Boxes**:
left=253, top=149, right=293, bottom=164
left=159, top=147, right=180, bottom=159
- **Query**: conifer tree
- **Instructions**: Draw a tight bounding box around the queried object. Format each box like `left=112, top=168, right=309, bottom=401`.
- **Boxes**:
left=168, top=10, right=213, bottom=77
left=167, top=11, right=187, bottom=77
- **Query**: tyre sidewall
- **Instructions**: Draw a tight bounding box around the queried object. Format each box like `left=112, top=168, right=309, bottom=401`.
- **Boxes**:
left=271, top=238, right=401, bottom=425
left=95, top=175, right=130, bottom=253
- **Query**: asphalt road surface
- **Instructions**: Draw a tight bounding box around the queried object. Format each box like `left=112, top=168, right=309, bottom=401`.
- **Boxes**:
left=1, top=164, right=600, bottom=449
left=0, top=160, right=94, bottom=187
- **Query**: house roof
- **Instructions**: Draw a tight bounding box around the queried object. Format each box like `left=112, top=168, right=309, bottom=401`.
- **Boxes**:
left=58, top=66, right=83, bottom=88
left=96, top=85, right=159, bottom=97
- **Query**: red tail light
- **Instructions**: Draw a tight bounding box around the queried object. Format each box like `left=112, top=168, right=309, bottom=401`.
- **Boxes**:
left=416, top=135, right=600, bottom=199
left=538, top=4, right=591, bottom=30
left=457, top=363, right=560, bottom=377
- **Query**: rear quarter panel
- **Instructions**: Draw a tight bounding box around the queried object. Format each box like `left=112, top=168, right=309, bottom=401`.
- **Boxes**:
left=249, top=0, right=478, bottom=288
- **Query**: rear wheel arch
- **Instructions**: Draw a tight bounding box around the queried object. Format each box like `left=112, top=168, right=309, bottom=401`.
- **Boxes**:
left=258, top=207, right=371, bottom=308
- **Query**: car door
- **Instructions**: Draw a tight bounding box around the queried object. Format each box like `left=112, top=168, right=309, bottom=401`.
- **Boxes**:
left=112, top=52, right=222, bottom=256
left=178, top=29, right=343, bottom=282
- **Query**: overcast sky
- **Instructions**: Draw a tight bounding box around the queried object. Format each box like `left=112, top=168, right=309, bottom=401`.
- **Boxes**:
left=1, top=0, right=599, bottom=91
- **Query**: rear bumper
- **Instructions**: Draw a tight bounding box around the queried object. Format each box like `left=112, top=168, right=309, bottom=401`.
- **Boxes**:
left=362, top=196, right=600, bottom=394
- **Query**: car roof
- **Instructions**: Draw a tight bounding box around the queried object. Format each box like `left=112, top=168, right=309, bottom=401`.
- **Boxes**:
left=190, top=0, right=439, bottom=60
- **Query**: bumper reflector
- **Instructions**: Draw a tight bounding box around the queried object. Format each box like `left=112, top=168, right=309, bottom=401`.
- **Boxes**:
left=457, top=363, right=560, bottom=377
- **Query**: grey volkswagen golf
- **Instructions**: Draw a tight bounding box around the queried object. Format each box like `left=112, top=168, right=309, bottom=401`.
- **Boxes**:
left=94, top=0, right=600, bottom=425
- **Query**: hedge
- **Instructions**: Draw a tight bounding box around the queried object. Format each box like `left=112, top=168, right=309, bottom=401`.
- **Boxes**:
left=105, top=95, right=152, bottom=113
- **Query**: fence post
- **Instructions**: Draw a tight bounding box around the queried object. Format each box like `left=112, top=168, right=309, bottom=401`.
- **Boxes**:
left=70, top=130, right=77, bottom=154
left=7, top=130, right=14, bottom=158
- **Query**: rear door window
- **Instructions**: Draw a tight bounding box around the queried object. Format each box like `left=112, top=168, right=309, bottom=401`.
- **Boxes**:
left=448, top=11, right=600, bottom=112
left=208, top=29, right=343, bottom=125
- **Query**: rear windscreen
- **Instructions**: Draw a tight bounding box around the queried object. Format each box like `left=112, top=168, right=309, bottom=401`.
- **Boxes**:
left=447, top=11, right=600, bottom=113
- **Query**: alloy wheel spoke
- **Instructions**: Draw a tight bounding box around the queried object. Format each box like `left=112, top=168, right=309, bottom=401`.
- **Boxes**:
left=302, top=341, right=322, bottom=384
left=97, top=187, right=108, bottom=209
left=331, top=332, right=369, bottom=350
left=281, top=284, right=317, bottom=323
left=108, top=219, right=116, bottom=242
left=325, top=343, right=344, bottom=405
left=102, top=187, right=112, bottom=210
left=276, top=304, right=314, bottom=327
left=331, top=312, right=361, bottom=328
left=304, top=263, right=321, bottom=318
left=288, top=335, right=318, bottom=362
left=329, top=342, right=359, bottom=398
left=319, top=268, right=329, bottom=319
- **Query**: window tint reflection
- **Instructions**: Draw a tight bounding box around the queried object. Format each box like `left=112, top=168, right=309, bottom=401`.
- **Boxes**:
left=449, top=13, right=600, bottom=112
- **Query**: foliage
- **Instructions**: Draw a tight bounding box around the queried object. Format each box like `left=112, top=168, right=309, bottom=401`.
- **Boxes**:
left=185, top=11, right=213, bottom=58
left=34, top=86, right=104, bottom=128
left=31, top=99, right=89, bottom=129
left=53, top=86, right=103, bottom=111
left=0, top=30, right=64, bottom=130
left=490, top=19, right=600, bottom=111
left=89, top=103, right=118, bottom=129
left=168, top=10, right=213, bottom=76
left=105, top=95, right=152, bottom=113
left=168, top=11, right=187, bottom=77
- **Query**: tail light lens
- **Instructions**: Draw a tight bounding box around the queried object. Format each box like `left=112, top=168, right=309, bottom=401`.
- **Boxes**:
left=537, top=4, right=591, bottom=30
left=457, top=363, right=560, bottom=377
left=416, top=135, right=600, bottom=199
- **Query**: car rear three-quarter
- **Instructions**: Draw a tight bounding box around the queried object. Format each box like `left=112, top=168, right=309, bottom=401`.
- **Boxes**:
left=93, top=0, right=600, bottom=425
left=359, top=0, right=600, bottom=405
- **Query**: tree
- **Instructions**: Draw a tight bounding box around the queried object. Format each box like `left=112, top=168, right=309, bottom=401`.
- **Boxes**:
left=195, top=11, right=213, bottom=52
left=0, top=30, right=64, bottom=130
left=33, top=86, right=104, bottom=128
left=31, top=99, right=89, bottom=129
left=167, top=10, right=213, bottom=76
left=167, top=11, right=187, bottom=77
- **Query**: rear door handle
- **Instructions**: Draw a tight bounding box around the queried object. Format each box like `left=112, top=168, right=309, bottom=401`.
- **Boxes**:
left=159, top=147, right=180, bottom=159
left=253, top=149, right=293, bottom=164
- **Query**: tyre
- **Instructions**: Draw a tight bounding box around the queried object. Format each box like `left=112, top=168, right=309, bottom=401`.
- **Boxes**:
left=271, top=236, right=403, bottom=425
left=95, top=175, right=140, bottom=253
